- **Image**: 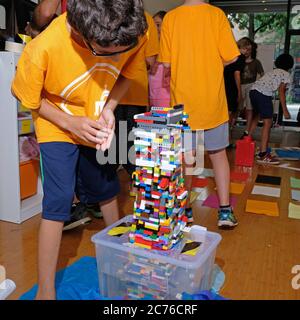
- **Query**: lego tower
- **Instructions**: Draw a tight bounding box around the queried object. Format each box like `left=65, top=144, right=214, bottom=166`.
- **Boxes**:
left=129, top=105, right=192, bottom=251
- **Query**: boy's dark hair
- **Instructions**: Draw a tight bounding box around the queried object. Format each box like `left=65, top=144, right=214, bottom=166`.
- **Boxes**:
left=153, top=11, right=167, bottom=20
left=275, top=54, right=294, bottom=71
left=67, top=0, right=147, bottom=47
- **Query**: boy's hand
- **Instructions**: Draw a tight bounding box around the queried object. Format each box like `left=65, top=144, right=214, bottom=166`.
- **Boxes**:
left=97, top=108, right=115, bottom=151
left=149, top=61, right=159, bottom=75
left=162, top=66, right=171, bottom=88
left=67, top=116, right=110, bottom=145
left=25, top=22, right=40, bottom=38
left=283, top=110, right=291, bottom=120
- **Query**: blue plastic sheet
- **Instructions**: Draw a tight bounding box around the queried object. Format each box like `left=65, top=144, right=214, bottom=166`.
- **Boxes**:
left=275, top=149, right=300, bottom=159
left=20, top=256, right=226, bottom=300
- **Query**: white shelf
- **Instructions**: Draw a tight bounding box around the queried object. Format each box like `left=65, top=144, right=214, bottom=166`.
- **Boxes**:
left=21, top=177, right=43, bottom=223
left=0, top=52, right=42, bottom=224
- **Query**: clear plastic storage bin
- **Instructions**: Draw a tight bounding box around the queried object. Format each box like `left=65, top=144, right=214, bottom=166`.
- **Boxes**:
left=92, top=215, right=222, bottom=299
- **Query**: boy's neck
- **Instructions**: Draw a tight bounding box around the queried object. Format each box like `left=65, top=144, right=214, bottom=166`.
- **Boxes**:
left=184, top=0, right=206, bottom=5
left=66, top=21, right=86, bottom=49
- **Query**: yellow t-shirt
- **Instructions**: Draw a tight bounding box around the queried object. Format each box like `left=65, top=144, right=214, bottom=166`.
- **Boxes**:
left=120, top=12, right=159, bottom=106
left=159, top=4, right=240, bottom=130
left=12, top=13, right=146, bottom=145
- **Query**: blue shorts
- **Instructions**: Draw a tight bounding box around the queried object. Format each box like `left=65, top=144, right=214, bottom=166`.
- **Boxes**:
left=39, top=142, right=120, bottom=222
left=249, top=90, right=273, bottom=119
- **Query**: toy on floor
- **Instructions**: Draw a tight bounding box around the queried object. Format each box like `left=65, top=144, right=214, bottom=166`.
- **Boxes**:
left=235, top=136, right=255, bottom=167
left=129, top=105, right=191, bottom=251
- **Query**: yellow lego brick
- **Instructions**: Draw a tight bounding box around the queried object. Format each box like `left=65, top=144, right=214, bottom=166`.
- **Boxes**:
left=160, top=218, right=171, bottom=226
left=134, top=243, right=152, bottom=250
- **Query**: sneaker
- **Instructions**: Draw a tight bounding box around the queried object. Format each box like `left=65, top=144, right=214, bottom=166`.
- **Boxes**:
left=185, top=207, right=194, bottom=226
left=86, top=203, right=103, bottom=219
left=218, top=208, right=238, bottom=228
left=256, top=153, right=280, bottom=165
left=63, top=203, right=92, bottom=231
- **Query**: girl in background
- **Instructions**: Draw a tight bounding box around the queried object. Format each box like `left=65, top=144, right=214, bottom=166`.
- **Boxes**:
left=148, top=11, right=170, bottom=107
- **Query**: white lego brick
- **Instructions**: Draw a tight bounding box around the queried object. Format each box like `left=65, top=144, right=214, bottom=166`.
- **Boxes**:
left=136, top=159, right=155, bottom=167
left=134, top=140, right=151, bottom=146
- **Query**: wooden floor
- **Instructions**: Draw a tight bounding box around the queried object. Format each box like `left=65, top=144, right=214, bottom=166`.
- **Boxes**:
left=1, top=145, right=300, bottom=300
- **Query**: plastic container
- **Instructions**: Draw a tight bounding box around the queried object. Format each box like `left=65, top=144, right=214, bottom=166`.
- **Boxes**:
left=91, top=215, right=222, bottom=300
left=235, top=136, right=255, bottom=167
left=17, top=101, right=29, bottom=113
left=19, top=160, right=39, bottom=200
left=18, top=115, right=34, bottom=135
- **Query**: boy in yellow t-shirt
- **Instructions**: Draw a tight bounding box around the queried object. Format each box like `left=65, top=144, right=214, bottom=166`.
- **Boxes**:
left=115, top=12, right=159, bottom=193
left=12, top=0, right=147, bottom=299
left=159, top=0, right=240, bottom=228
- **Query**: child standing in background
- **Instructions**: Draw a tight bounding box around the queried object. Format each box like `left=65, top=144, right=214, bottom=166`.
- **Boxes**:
left=249, top=54, right=294, bottom=164
left=159, top=0, right=240, bottom=228
left=238, top=37, right=264, bottom=136
left=148, top=11, right=170, bottom=107
left=224, top=54, right=246, bottom=128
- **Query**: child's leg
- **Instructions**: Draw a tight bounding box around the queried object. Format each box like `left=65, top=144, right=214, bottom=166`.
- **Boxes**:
left=36, top=219, right=64, bottom=300
left=183, top=150, right=196, bottom=208
left=248, top=113, right=260, bottom=136
left=76, top=146, right=121, bottom=225
left=246, top=109, right=253, bottom=133
left=260, top=118, right=272, bottom=153
left=245, top=85, right=254, bottom=133
left=36, top=143, right=79, bottom=300
left=205, top=123, right=237, bottom=228
left=248, top=89, right=260, bottom=136
left=208, top=149, right=230, bottom=206
left=100, top=196, right=119, bottom=226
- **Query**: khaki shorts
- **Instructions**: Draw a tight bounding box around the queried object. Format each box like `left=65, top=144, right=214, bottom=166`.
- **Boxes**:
left=239, top=83, right=254, bottom=111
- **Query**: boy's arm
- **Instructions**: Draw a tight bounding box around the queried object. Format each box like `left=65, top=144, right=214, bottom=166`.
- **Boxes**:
left=38, top=99, right=109, bottom=145
left=26, top=0, right=61, bottom=37
left=279, top=83, right=291, bottom=119
left=162, top=64, right=171, bottom=88
left=146, top=56, right=157, bottom=70
left=257, top=60, right=264, bottom=79
left=32, top=0, right=61, bottom=29
left=97, top=75, right=132, bottom=151
left=234, top=70, right=242, bottom=103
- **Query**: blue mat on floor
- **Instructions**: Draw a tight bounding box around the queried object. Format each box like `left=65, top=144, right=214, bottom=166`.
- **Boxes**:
left=19, top=256, right=226, bottom=300
left=275, top=149, right=300, bottom=159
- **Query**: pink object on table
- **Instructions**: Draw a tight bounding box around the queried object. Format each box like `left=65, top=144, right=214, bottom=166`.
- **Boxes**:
left=148, top=63, right=170, bottom=107
left=202, top=194, right=238, bottom=209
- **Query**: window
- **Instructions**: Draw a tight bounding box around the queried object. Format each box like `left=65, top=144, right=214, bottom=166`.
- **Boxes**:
left=0, top=5, right=5, bottom=29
